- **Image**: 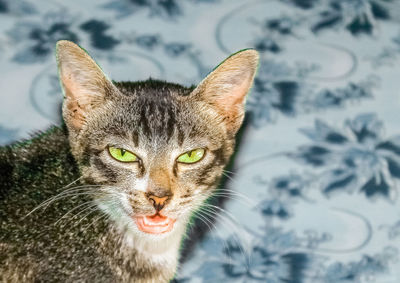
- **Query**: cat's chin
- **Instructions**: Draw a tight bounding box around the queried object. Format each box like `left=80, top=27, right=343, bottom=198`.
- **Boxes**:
left=134, top=214, right=176, bottom=235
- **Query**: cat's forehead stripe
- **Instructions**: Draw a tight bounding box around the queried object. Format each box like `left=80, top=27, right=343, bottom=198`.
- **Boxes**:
left=135, top=94, right=186, bottom=145
left=131, top=130, right=139, bottom=147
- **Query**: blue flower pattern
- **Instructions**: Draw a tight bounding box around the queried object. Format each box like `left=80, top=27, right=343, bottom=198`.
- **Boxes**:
left=291, top=114, right=400, bottom=199
left=1, top=0, right=400, bottom=282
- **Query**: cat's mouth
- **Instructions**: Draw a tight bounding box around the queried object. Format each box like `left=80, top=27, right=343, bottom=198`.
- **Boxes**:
left=134, top=214, right=176, bottom=234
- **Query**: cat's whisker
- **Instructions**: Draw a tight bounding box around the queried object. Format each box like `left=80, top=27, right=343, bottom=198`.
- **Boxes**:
left=191, top=210, right=231, bottom=257
left=198, top=205, right=245, bottom=242
left=74, top=206, right=101, bottom=227
left=197, top=206, right=251, bottom=267
left=81, top=213, right=110, bottom=234
left=221, top=171, right=236, bottom=182
left=41, top=191, right=102, bottom=211
left=51, top=185, right=107, bottom=198
left=213, top=188, right=256, bottom=206
left=222, top=171, right=234, bottom=181
left=196, top=211, right=227, bottom=252
left=199, top=204, right=252, bottom=256
left=192, top=211, right=215, bottom=231
left=209, top=192, right=255, bottom=207
left=50, top=185, right=108, bottom=200
left=49, top=184, right=108, bottom=197
left=194, top=207, right=249, bottom=268
left=73, top=198, right=120, bottom=228
left=60, top=176, right=83, bottom=191
left=55, top=199, right=116, bottom=230
left=25, top=186, right=108, bottom=218
left=37, top=185, right=100, bottom=202
left=54, top=200, right=98, bottom=226
left=215, top=187, right=253, bottom=200
left=210, top=194, right=252, bottom=206
left=201, top=203, right=243, bottom=226
left=192, top=185, right=254, bottom=207
left=222, top=169, right=236, bottom=175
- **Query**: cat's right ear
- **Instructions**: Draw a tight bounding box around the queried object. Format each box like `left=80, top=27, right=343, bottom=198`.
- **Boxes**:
left=56, top=40, right=118, bottom=132
left=190, top=49, right=259, bottom=137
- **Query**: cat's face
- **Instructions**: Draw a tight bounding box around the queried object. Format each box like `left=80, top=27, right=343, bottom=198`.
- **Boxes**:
left=56, top=41, right=258, bottom=241
left=71, top=83, right=232, bottom=238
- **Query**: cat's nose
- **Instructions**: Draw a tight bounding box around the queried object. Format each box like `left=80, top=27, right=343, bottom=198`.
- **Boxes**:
left=146, top=194, right=170, bottom=212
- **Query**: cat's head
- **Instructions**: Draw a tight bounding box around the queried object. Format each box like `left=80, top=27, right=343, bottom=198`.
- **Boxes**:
left=56, top=40, right=258, bottom=242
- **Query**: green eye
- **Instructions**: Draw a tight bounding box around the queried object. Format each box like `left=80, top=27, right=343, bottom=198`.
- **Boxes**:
left=177, top=149, right=205, bottom=164
left=108, top=146, right=137, bottom=162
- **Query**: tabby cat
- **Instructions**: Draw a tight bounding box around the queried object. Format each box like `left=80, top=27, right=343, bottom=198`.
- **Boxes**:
left=0, top=40, right=259, bottom=282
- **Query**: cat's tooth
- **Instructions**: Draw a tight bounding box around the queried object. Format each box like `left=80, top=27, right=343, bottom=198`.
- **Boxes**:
left=143, top=216, right=169, bottom=226
left=144, top=217, right=157, bottom=226
left=143, top=217, right=151, bottom=226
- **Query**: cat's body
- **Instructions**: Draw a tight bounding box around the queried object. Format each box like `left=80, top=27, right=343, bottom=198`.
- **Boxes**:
left=0, top=41, right=258, bottom=282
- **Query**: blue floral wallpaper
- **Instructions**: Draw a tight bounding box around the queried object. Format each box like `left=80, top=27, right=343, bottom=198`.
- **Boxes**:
left=1, top=0, right=400, bottom=282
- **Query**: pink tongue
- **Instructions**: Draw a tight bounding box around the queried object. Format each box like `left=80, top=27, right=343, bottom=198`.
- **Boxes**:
left=148, top=214, right=167, bottom=223
left=135, top=215, right=175, bottom=234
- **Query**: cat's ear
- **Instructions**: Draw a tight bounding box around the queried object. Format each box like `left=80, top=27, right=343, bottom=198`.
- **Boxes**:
left=191, top=49, right=259, bottom=136
left=56, top=40, right=118, bottom=132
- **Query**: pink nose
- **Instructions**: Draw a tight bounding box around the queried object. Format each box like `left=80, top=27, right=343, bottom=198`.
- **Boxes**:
left=147, top=195, right=169, bottom=211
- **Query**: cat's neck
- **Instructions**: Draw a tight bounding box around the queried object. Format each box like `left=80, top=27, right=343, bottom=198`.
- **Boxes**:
left=119, top=217, right=187, bottom=260
left=101, top=225, right=184, bottom=281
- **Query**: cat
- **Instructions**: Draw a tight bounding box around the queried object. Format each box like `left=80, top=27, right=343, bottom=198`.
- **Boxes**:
left=0, top=40, right=259, bottom=282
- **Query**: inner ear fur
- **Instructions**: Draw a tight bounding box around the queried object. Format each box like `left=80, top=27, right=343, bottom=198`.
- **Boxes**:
left=56, top=40, right=117, bottom=131
left=191, top=49, right=259, bottom=136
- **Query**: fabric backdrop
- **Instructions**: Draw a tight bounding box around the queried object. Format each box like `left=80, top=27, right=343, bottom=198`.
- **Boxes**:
left=1, top=0, right=400, bottom=282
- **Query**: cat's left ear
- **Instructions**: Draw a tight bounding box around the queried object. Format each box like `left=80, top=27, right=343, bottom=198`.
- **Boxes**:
left=191, top=49, right=259, bottom=136
left=56, top=40, right=119, bottom=132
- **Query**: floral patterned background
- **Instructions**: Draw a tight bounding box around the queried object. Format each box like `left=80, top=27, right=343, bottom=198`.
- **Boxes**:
left=1, top=0, right=400, bottom=282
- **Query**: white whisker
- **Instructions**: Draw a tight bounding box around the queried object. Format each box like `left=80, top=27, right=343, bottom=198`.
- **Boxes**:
left=213, top=188, right=256, bottom=206
left=54, top=200, right=98, bottom=226
left=198, top=205, right=252, bottom=266
left=25, top=185, right=108, bottom=217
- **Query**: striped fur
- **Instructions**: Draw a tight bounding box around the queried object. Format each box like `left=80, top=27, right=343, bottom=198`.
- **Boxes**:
left=0, top=41, right=259, bottom=282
